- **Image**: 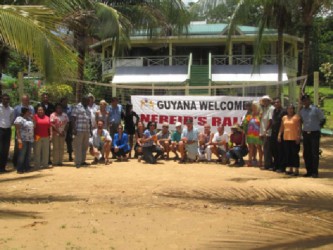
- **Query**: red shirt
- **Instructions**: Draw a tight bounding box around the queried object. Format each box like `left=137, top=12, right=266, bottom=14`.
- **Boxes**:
left=230, top=131, right=245, bottom=146
left=34, top=114, right=50, bottom=138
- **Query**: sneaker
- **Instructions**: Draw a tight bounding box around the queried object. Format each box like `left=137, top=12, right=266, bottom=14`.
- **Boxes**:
left=76, top=164, right=81, bottom=169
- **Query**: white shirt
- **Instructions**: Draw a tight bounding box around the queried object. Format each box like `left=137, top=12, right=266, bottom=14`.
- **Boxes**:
left=0, top=103, right=14, bottom=128
left=212, top=132, right=229, bottom=151
left=260, top=105, right=274, bottom=136
left=88, top=104, right=99, bottom=129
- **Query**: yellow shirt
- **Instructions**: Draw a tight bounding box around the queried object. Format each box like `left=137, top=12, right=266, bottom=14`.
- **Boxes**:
left=282, top=115, right=301, bottom=141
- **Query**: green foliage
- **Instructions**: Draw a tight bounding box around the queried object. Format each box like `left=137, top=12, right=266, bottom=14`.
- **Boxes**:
left=319, top=62, right=333, bottom=86
left=38, top=83, right=73, bottom=103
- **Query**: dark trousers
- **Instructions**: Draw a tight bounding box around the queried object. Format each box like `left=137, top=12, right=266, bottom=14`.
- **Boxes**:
left=303, top=131, right=320, bottom=175
left=270, top=134, right=284, bottom=170
left=0, top=128, right=12, bottom=171
left=263, top=136, right=272, bottom=168
left=226, top=146, right=244, bottom=162
left=17, top=141, right=32, bottom=172
left=65, top=125, right=73, bottom=154
left=142, top=145, right=163, bottom=164
left=283, top=140, right=300, bottom=169
left=112, top=148, right=129, bottom=157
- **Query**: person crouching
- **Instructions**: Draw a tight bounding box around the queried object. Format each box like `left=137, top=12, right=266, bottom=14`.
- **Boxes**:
left=89, top=120, right=112, bottom=165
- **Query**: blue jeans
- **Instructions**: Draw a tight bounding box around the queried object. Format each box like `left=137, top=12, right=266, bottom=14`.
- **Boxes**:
left=17, top=141, right=32, bottom=172
left=227, top=146, right=244, bottom=162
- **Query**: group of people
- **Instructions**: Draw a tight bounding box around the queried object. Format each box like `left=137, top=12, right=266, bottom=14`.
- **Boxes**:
left=0, top=92, right=325, bottom=178
left=241, top=94, right=325, bottom=178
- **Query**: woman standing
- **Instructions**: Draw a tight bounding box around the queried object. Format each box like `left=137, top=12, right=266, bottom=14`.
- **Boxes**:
left=95, top=100, right=109, bottom=129
left=50, top=103, right=69, bottom=166
left=134, top=121, right=145, bottom=161
left=122, top=103, right=139, bottom=158
left=14, top=107, right=34, bottom=174
left=278, top=105, right=301, bottom=176
left=112, top=124, right=131, bottom=161
left=243, top=102, right=263, bottom=167
left=34, top=105, right=52, bottom=169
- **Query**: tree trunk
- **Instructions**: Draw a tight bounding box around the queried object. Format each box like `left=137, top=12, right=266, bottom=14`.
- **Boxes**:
left=277, top=23, right=284, bottom=98
left=74, top=31, right=86, bottom=103
left=300, top=24, right=311, bottom=98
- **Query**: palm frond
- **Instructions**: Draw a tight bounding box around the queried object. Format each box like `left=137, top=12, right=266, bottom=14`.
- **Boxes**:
left=0, top=5, right=77, bottom=81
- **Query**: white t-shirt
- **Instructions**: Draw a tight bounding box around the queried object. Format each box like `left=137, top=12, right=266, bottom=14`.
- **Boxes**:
left=212, top=132, right=229, bottom=151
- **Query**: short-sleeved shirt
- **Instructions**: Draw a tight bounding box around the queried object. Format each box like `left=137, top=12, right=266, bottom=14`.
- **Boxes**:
left=72, top=103, right=91, bottom=132
left=181, top=127, right=199, bottom=141
left=34, top=114, right=50, bottom=138
left=50, top=112, right=69, bottom=136
left=300, top=105, right=325, bottom=132
left=14, top=116, right=34, bottom=142
left=171, top=130, right=181, bottom=142
left=212, top=132, right=229, bottom=151
left=89, top=129, right=111, bottom=148
left=157, top=131, right=171, bottom=140
left=109, top=104, right=122, bottom=124
left=0, top=104, right=14, bottom=128
left=260, top=105, right=274, bottom=136
left=282, top=115, right=301, bottom=141
left=143, top=129, right=156, bottom=147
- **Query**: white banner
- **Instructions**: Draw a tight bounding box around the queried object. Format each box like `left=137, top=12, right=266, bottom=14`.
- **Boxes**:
left=131, top=95, right=259, bottom=132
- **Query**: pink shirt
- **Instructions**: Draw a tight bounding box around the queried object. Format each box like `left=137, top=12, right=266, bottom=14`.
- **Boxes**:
left=50, top=112, right=69, bottom=136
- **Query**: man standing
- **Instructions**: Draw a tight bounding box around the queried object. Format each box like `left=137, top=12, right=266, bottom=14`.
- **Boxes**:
left=270, top=98, right=287, bottom=172
left=37, top=93, right=55, bottom=117
left=87, top=93, right=98, bottom=129
left=0, top=94, right=14, bottom=173
left=299, top=94, right=325, bottom=178
left=108, top=97, right=122, bottom=139
left=13, top=94, right=35, bottom=167
left=60, top=97, right=73, bottom=161
left=260, top=95, right=274, bottom=170
left=72, top=96, right=92, bottom=168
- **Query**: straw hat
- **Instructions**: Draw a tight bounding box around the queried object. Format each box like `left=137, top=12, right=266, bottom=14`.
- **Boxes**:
left=231, top=123, right=242, bottom=132
left=261, top=95, right=272, bottom=101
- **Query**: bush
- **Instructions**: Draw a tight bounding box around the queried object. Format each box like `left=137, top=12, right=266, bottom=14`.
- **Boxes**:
left=38, top=83, right=73, bottom=103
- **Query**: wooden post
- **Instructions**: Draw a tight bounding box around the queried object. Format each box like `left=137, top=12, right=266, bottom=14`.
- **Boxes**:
left=169, top=42, right=172, bottom=66
left=111, top=82, right=117, bottom=97
left=18, top=72, right=24, bottom=97
left=314, top=71, right=319, bottom=106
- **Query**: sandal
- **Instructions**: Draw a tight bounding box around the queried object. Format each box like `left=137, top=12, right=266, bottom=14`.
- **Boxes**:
left=105, top=159, right=111, bottom=165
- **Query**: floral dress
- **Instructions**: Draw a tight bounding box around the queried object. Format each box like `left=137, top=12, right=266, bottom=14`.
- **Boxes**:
left=242, top=114, right=262, bottom=145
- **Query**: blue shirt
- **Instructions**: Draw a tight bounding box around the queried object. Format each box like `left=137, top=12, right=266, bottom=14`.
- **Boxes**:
left=300, top=105, right=325, bottom=132
left=13, top=104, right=35, bottom=120
left=143, top=129, right=155, bottom=147
left=113, top=132, right=130, bottom=151
left=109, top=104, right=122, bottom=124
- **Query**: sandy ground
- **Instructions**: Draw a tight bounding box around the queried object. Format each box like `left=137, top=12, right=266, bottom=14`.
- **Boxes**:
left=0, top=138, right=333, bottom=250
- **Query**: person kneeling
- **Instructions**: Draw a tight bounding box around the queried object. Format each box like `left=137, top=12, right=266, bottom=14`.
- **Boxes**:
left=112, top=125, right=131, bottom=161
left=226, top=124, right=247, bottom=167
left=210, top=124, right=229, bottom=164
left=89, top=120, right=112, bottom=165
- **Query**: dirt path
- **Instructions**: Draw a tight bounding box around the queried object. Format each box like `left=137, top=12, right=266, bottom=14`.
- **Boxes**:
left=0, top=138, right=333, bottom=249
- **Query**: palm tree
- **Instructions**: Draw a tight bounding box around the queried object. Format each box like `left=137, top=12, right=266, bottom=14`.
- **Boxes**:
left=43, top=0, right=189, bottom=102
left=0, top=3, right=78, bottom=95
left=299, top=0, right=332, bottom=96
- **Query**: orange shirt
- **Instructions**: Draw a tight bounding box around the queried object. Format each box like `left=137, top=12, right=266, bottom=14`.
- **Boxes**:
left=281, top=115, right=301, bottom=141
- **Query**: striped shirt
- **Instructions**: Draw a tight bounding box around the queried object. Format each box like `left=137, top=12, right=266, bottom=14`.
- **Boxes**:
left=72, top=103, right=91, bottom=132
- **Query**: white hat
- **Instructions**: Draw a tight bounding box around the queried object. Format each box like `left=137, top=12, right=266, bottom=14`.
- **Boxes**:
left=261, top=95, right=272, bottom=101
left=175, top=122, right=182, bottom=127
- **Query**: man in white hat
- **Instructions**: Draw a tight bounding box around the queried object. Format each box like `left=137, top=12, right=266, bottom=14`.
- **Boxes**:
left=260, top=95, right=274, bottom=170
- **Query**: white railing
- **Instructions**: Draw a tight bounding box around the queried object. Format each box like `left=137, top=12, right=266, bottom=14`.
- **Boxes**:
left=212, top=54, right=296, bottom=67
left=102, top=55, right=190, bottom=75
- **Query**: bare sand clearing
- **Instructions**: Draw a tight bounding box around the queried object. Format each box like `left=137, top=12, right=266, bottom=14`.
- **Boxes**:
left=1, top=138, right=333, bottom=250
